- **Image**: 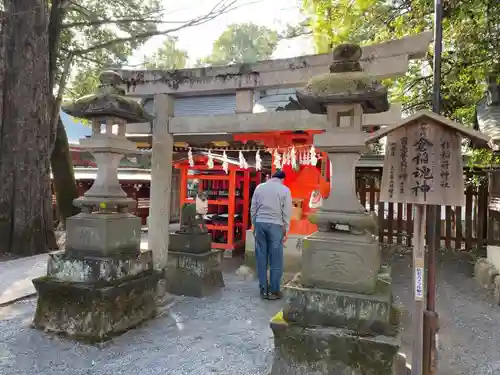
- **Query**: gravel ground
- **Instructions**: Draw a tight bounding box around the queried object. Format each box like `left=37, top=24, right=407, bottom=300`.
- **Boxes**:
left=1, top=252, right=500, bottom=375
left=391, top=251, right=500, bottom=375
left=0, top=269, right=279, bottom=375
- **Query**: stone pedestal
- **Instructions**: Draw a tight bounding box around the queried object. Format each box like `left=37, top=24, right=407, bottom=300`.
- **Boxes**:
left=301, top=230, right=380, bottom=294
left=169, top=232, right=212, bottom=254
left=270, top=322, right=400, bottom=375
left=165, top=250, right=225, bottom=297
left=33, top=217, right=159, bottom=342
left=270, top=270, right=400, bottom=375
left=33, top=267, right=159, bottom=343
left=65, top=213, right=141, bottom=256
left=283, top=273, right=395, bottom=335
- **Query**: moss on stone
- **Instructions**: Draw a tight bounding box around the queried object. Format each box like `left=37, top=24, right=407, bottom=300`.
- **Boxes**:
left=303, top=72, right=373, bottom=96
left=32, top=272, right=158, bottom=342
left=273, top=325, right=399, bottom=374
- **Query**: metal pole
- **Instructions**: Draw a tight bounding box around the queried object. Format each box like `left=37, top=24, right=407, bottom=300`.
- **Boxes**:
left=424, top=0, right=443, bottom=373
left=432, top=0, right=443, bottom=114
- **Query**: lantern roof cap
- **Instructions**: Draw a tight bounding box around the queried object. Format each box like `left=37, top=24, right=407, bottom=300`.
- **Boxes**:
left=296, top=43, right=389, bottom=114
left=62, top=70, right=154, bottom=123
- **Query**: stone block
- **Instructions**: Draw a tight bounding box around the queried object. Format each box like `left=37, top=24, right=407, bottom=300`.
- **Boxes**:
left=165, top=250, right=224, bottom=297
left=301, top=231, right=381, bottom=294
left=46, top=250, right=153, bottom=283
left=270, top=320, right=400, bottom=375
left=169, top=232, right=211, bottom=254
left=66, top=213, right=141, bottom=256
left=32, top=271, right=159, bottom=342
left=282, top=274, right=396, bottom=336
left=474, top=258, right=498, bottom=290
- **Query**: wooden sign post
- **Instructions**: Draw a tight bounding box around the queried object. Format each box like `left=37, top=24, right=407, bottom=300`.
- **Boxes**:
left=366, top=110, right=490, bottom=375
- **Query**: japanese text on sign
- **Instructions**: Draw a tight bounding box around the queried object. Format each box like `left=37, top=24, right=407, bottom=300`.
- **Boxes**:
left=415, top=266, right=424, bottom=301
left=380, top=120, right=465, bottom=207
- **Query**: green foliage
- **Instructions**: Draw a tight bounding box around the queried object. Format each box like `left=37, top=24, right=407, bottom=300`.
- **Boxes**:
left=60, top=0, right=163, bottom=98
left=302, top=0, right=500, bottom=167
left=301, top=0, right=500, bottom=126
left=200, top=22, right=279, bottom=66
left=468, top=148, right=500, bottom=169
left=67, top=68, right=100, bottom=99
left=60, top=0, right=237, bottom=97
left=143, top=36, right=188, bottom=70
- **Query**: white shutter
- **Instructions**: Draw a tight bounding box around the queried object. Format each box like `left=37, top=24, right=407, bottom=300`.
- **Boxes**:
left=174, top=95, right=236, bottom=116
left=142, top=95, right=236, bottom=117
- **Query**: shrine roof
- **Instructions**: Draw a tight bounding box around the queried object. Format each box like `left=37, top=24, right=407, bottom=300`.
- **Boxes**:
left=51, top=168, right=152, bottom=181
left=365, top=110, right=491, bottom=146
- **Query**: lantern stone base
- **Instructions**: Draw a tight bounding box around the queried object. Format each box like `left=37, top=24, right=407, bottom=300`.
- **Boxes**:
left=282, top=273, right=397, bottom=337
left=32, top=270, right=159, bottom=342
left=269, top=270, right=400, bottom=375
left=301, top=230, right=381, bottom=294
left=45, top=249, right=153, bottom=283
left=165, top=250, right=225, bottom=297
left=269, top=321, right=400, bottom=375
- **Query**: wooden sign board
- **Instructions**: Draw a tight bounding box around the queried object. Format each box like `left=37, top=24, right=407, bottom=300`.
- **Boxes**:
left=379, top=119, right=465, bottom=207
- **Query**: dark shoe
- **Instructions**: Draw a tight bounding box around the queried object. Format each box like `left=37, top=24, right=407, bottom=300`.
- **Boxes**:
left=259, top=287, right=268, bottom=299
left=267, top=291, right=282, bottom=300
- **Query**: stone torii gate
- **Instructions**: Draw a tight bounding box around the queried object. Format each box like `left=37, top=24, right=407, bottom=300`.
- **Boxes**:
left=115, top=32, right=433, bottom=272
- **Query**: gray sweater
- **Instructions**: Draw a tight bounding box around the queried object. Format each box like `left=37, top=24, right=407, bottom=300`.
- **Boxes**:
left=250, top=178, right=292, bottom=231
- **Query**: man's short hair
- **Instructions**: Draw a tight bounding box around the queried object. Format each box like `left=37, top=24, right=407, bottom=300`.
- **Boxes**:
left=272, top=170, right=286, bottom=179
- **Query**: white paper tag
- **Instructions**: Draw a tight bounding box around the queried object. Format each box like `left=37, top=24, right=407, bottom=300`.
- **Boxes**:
left=415, top=257, right=425, bottom=301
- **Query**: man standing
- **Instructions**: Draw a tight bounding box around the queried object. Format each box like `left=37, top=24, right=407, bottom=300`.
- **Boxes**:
left=250, top=170, right=292, bottom=300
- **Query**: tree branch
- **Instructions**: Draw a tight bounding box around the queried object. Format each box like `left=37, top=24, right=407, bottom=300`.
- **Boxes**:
left=62, top=17, right=182, bottom=29
left=66, top=0, right=240, bottom=56
left=67, top=0, right=94, bottom=17
left=73, top=54, right=108, bottom=66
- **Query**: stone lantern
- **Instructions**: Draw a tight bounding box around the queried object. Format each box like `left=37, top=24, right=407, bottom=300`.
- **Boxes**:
left=270, top=44, right=400, bottom=374
left=32, top=71, right=157, bottom=342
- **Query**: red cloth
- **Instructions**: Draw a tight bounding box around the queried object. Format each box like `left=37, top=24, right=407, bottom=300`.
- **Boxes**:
left=281, top=164, right=298, bottom=188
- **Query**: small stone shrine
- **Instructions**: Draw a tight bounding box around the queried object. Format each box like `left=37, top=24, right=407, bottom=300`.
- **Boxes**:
left=32, top=71, right=157, bottom=342
left=270, top=44, right=400, bottom=374
left=166, top=192, right=224, bottom=297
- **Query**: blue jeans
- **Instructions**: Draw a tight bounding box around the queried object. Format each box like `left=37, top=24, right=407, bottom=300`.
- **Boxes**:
left=254, top=222, right=284, bottom=294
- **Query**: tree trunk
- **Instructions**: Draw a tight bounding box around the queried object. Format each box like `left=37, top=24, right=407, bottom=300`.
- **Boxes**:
left=0, top=0, right=57, bottom=256
left=51, top=116, right=79, bottom=228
